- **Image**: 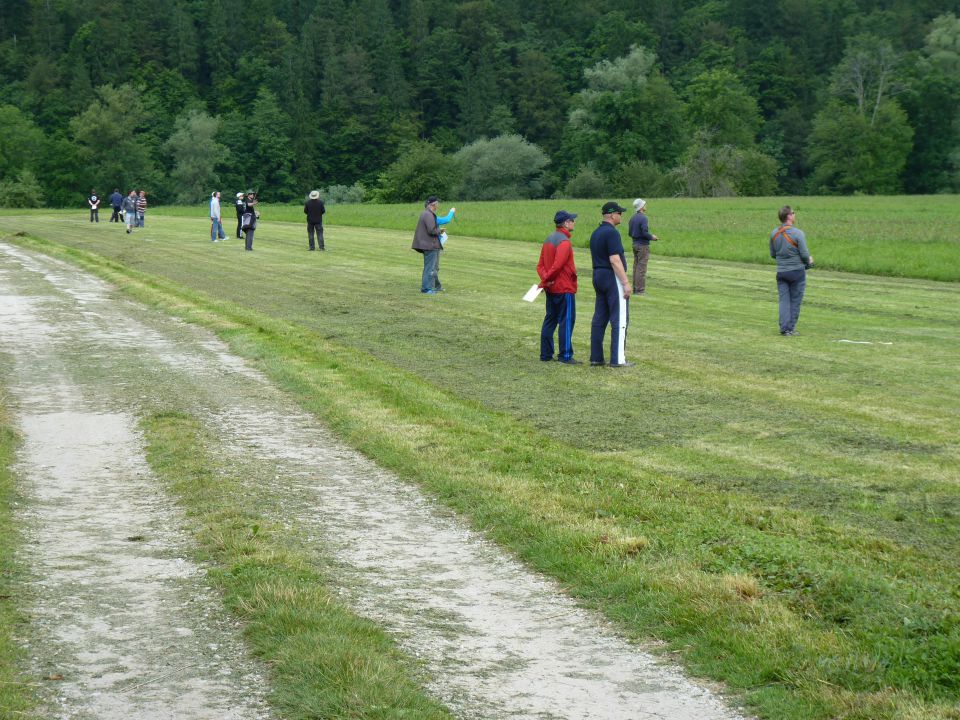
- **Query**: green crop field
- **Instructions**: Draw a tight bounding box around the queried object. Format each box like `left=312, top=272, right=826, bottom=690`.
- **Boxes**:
left=157, top=194, right=960, bottom=281
left=1, top=200, right=958, bottom=720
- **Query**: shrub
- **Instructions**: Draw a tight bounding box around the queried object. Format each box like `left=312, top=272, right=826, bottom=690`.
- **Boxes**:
left=611, top=160, right=669, bottom=197
left=0, top=169, right=45, bottom=208
left=669, top=133, right=779, bottom=197
left=454, top=135, right=549, bottom=201
left=321, top=183, right=367, bottom=205
left=372, top=141, right=459, bottom=204
left=562, top=166, right=608, bottom=198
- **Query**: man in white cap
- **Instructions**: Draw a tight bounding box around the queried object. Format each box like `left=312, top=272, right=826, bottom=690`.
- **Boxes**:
left=235, top=192, right=245, bottom=239
left=304, top=190, right=326, bottom=251
left=627, top=198, right=658, bottom=295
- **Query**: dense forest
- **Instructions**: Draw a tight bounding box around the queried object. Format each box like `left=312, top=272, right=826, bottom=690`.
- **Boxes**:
left=0, top=0, right=958, bottom=206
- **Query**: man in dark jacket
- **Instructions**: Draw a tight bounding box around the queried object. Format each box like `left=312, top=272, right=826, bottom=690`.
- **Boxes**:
left=304, top=190, right=326, bottom=251
left=109, top=189, right=123, bottom=222
left=627, top=198, right=658, bottom=295
left=412, top=196, right=443, bottom=293
left=537, top=210, right=580, bottom=364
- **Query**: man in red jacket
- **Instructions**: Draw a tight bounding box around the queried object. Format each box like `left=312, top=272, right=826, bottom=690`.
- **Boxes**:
left=537, top=210, right=580, bottom=364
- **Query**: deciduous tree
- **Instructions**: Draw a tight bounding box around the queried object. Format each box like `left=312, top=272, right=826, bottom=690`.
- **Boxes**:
left=165, top=109, right=229, bottom=204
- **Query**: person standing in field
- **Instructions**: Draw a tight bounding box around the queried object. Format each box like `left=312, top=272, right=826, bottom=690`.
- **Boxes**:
left=589, top=201, right=633, bottom=367
left=210, top=191, right=227, bottom=242
left=87, top=190, right=100, bottom=222
left=242, top=191, right=258, bottom=251
left=235, top=192, right=245, bottom=239
left=109, top=188, right=123, bottom=222
left=412, top=196, right=455, bottom=294
left=122, top=190, right=138, bottom=234
left=538, top=210, right=580, bottom=364
left=304, top=190, right=326, bottom=251
left=627, top=198, right=657, bottom=295
left=770, top=205, right=813, bottom=336
left=136, top=190, right=147, bottom=227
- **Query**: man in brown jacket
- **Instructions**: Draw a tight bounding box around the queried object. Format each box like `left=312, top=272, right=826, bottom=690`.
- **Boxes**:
left=412, top=196, right=443, bottom=293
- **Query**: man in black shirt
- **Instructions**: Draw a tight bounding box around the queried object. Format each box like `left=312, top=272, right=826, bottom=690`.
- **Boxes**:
left=589, top=201, right=633, bottom=367
left=87, top=190, right=100, bottom=222
left=304, top=190, right=326, bottom=250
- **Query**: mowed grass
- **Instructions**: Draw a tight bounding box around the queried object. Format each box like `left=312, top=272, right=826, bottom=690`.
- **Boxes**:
left=0, top=395, right=36, bottom=719
left=157, top=194, right=960, bottom=281
left=1, top=208, right=959, bottom=719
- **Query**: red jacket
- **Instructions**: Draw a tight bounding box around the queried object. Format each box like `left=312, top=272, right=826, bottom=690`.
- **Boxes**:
left=537, top=227, right=577, bottom=294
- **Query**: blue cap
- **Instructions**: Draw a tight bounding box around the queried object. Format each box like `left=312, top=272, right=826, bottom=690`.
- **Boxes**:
left=554, top=210, right=578, bottom=225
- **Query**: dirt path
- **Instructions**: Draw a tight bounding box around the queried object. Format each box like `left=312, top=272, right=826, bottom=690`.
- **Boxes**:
left=0, top=245, right=274, bottom=718
left=0, top=241, right=747, bottom=720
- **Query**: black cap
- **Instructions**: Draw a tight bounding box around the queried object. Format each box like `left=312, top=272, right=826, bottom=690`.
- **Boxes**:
left=554, top=210, right=578, bottom=225
left=601, top=201, right=627, bottom=214
left=425, top=195, right=440, bottom=206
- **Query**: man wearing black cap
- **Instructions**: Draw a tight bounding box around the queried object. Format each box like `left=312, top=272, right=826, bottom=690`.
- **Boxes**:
left=412, top=196, right=444, bottom=293
left=589, top=201, right=633, bottom=367
left=537, top=210, right=580, bottom=363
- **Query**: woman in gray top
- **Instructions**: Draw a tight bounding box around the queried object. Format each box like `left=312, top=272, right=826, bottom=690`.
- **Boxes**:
left=769, top=205, right=813, bottom=336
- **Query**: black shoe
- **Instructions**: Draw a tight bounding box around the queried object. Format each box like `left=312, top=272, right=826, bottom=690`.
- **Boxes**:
left=609, top=362, right=636, bottom=368
left=590, top=361, right=605, bottom=366
left=557, top=358, right=582, bottom=365
left=540, top=357, right=554, bottom=362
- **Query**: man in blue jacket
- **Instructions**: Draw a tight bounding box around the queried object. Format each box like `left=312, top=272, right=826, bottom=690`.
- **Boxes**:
left=109, top=189, right=123, bottom=222
left=589, top=201, right=633, bottom=367
left=627, top=198, right=658, bottom=294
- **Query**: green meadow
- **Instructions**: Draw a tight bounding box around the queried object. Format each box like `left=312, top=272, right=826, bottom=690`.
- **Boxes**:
left=1, top=199, right=958, bottom=720
left=159, top=194, right=960, bottom=281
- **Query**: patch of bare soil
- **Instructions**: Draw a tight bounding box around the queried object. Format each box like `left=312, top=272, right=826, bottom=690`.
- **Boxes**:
left=0, top=241, right=748, bottom=720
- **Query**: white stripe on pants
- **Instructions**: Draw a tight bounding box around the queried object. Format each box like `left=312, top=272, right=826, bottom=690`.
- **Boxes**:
left=613, top=277, right=628, bottom=364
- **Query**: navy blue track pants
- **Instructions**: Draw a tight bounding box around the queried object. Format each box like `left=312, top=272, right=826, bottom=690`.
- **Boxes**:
left=590, top=269, right=628, bottom=365
left=541, top=292, right=576, bottom=361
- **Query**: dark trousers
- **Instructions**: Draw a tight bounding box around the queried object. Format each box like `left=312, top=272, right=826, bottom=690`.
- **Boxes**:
left=541, top=292, right=576, bottom=360
left=110, top=207, right=121, bottom=222
left=89, top=208, right=99, bottom=222
left=308, top=222, right=324, bottom=250
left=244, top=228, right=255, bottom=250
left=236, top=215, right=244, bottom=238
left=776, top=269, right=806, bottom=333
left=590, top=269, right=628, bottom=365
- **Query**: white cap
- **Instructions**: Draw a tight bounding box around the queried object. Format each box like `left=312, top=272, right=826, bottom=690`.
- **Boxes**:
left=633, top=198, right=646, bottom=210
left=236, top=192, right=244, bottom=198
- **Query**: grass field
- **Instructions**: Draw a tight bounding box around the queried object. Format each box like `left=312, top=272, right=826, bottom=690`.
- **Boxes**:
left=154, top=194, right=960, bottom=281
left=1, top=204, right=958, bottom=719
left=0, top=399, right=35, bottom=719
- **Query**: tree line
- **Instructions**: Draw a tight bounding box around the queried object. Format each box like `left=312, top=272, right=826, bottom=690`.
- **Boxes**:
left=0, top=0, right=958, bottom=207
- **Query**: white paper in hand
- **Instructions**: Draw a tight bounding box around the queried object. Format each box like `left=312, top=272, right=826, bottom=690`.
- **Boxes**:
left=522, top=284, right=543, bottom=302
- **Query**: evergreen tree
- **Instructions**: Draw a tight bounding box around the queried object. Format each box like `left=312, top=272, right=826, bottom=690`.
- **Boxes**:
left=69, top=83, right=159, bottom=195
